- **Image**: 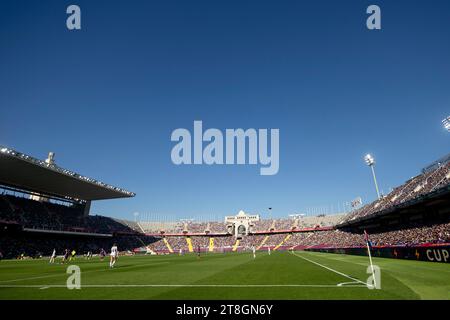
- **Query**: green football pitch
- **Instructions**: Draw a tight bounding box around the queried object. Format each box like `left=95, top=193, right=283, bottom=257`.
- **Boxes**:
left=0, top=251, right=449, bottom=300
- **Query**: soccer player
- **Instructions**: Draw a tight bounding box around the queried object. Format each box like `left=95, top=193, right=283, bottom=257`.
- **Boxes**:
left=252, top=246, right=256, bottom=259
left=99, top=248, right=106, bottom=261
left=197, top=245, right=201, bottom=259
left=70, top=249, right=76, bottom=261
left=268, top=246, right=271, bottom=255
left=49, top=248, right=56, bottom=264
left=62, top=249, right=69, bottom=264
left=109, top=244, right=118, bottom=268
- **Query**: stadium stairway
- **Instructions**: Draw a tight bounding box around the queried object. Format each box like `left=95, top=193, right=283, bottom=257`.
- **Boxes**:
left=256, top=236, right=269, bottom=250
left=186, top=237, right=194, bottom=252
left=163, top=238, right=174, bottom=253
left=208, top=237, right=214, bottom=252
left=274, top=234, right=291, bottom=251
left=232, top=239, right=240, bottom=252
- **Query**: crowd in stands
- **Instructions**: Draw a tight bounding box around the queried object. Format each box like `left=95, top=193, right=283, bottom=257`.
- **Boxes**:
left=341, top=161, right=450, bottom=225
left=209, top=222, right=227, bottom=233
left=141, top=221, right=450, bottom=254
left=191, top=236, right=209, bottom=249
left=167, top=236, right=189, bottom=251
left=302, top=222, right=450, bottom=248
left=239, top=234, right=265, bottom=247
left=0, top=233, right=155, bottom=260
left=146, top=237, right=169, bottom=252
left=137, top=215, right=344, bottom=236
left=213, top=236, right=234, bottom=248
left=0, top=194, right=138, bottom=235
left=138, top=221, right=184, bottom=233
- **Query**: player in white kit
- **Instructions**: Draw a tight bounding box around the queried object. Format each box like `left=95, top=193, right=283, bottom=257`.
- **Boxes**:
left=268, top=246, right=271, bottom=255
left=109, top=244, right=118, bottom=268
left=49, top=248, right=56, bottom=264
left=252, top=246, right=256, bottom=259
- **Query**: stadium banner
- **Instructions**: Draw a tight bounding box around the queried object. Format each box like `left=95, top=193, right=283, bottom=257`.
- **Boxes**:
left=305, top=244, right=450, bottom=263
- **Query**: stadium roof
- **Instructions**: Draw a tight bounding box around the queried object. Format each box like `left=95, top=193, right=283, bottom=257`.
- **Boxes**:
left=0, top=146, right=135, bottom=201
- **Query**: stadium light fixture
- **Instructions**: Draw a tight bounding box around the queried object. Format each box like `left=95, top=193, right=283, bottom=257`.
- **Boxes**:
left=364, top=154, right=381, bottom=200
left=443, top=116, right=450, bottom=132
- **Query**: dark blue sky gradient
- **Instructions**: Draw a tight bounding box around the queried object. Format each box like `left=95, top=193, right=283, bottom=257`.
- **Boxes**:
left=0, top=0, right=449, bottom=220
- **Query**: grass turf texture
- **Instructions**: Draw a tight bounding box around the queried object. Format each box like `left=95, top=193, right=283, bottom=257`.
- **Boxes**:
left=0, top=251, right=448, bottom=299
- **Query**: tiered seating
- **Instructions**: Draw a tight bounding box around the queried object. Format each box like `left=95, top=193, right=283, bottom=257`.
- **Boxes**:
left=141, top=220, right=450, bottom=254
left=0, top=233, right=153, bottom=259
left=341, top=161, right=450, bottom=224
left=293, top=222, right=450, bottom=248
left=209, top=222, right=227, bottom=233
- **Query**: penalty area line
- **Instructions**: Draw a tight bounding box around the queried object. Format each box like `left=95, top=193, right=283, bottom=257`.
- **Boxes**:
left=290, top=251, right=368, bottom=288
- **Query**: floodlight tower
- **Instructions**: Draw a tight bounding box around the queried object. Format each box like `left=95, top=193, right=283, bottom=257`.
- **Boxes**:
left=443, top=116, right=450, bottom=132
left=364, top=154, right=381, bottom=200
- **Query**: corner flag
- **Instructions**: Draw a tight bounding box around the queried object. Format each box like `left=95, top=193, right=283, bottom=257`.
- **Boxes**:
left=364, top=230, right=376, bottom=288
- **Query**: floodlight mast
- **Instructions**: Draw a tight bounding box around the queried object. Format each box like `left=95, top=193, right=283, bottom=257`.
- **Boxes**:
left=364, top=154, right=381, bottom=200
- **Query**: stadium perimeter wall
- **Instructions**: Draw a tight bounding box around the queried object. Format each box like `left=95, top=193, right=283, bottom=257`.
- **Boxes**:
left=305, top=244, right=450, bottom=263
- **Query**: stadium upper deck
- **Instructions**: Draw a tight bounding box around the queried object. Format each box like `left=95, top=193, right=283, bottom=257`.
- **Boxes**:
left=338, top=158, right=450, bottom=227
left=0, top=145, right=135, bottom=216
left=137, top=214, right=345, bottom=235
left=0, top=146, right=135, bottom=202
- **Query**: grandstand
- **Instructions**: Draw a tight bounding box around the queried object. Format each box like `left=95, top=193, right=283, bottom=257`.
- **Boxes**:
left=0, top=146, right=155, bottom=259
left=135, top=154, right=450, bottom=261
left=1, top=147, right=449, bottom=262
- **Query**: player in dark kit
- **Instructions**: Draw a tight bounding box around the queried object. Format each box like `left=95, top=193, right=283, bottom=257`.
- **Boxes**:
left=197, top=245, right=201, bottom=258
left=62, top=249, right=69, bottom=264
left=99, top=248, right=106, bottom=261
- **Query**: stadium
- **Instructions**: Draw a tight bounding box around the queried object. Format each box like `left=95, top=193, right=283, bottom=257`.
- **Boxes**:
left=0, top=145, right=449, bottom=300
left=2, top=1, right=450, bottom=310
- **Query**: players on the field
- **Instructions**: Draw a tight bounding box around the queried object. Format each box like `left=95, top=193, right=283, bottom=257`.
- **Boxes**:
left=62, top=249, right=69, bottom=263
left=69, top=249, right=76, bottom=261
left=49, top=248, right=56, bottom=264
left=252, top=246, right=256, bottom=259
left=109, top=244, right=118, bottom=268
left=197, top=245, right=201, bottom=258
left=268, top=246, right=271, bottom=255
left=99, top=248, right=106, bottom=261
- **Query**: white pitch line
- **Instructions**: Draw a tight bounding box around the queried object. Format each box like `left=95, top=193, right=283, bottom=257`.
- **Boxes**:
left=0, top=284, right=366, bottom=288
left=0, top=261, right=169, bottom=284
left=290, top=251, right=368, bottom=287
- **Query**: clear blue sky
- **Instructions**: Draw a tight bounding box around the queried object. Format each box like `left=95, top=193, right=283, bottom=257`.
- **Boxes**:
left=1, top=0, right=449, bottom=221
